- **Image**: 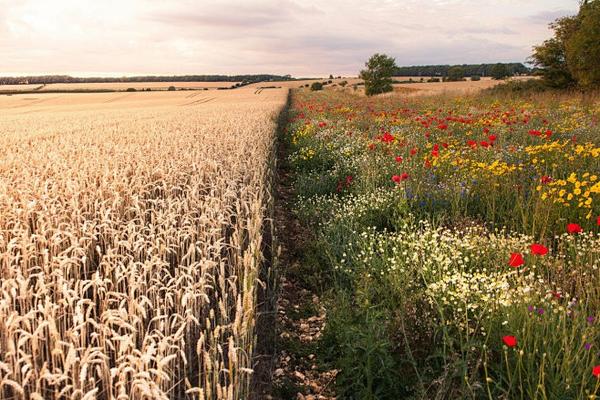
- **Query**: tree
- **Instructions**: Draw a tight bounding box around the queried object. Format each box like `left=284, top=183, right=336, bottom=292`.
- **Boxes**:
left=359, top=53, right=397, bottom=96
left=490, top=63, right=510, bottom=80
left=529, top=1, right=600, bottom=89
left=530, top=15, right=578, bottom=88
left=447, top=66, right=465, bottom=81
left=565, top=0, right=600, bottom=88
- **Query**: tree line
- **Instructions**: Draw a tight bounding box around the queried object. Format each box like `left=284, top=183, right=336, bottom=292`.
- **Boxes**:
left=0, top=74, right=295, bottom=85
left=394, top=63, right=530, bottom=77
left=360, top=0, right=599, bottom=96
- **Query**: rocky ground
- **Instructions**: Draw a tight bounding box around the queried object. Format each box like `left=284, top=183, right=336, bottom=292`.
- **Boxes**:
left=271, top=275, right=337, bottom=400
left=268, top=152, right=338, bottom=400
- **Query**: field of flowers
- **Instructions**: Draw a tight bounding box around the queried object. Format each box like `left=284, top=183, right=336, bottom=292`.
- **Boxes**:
left=285, top=89, right=600, bottom=399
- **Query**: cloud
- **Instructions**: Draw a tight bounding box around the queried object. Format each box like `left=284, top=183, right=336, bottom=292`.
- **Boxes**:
left=527, top=9, right=576, bottom=23
left=0, top=0, right=580, bottom=76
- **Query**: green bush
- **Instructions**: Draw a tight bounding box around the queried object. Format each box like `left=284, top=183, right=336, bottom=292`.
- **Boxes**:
left=310, top=82, right=324, bottom=91
left=485, top=78, right=549, bottom=95
left=447, top=66, right=466, bottom=82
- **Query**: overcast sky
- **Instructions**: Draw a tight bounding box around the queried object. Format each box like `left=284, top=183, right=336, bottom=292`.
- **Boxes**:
left=0, top=0, right=579, bottom=77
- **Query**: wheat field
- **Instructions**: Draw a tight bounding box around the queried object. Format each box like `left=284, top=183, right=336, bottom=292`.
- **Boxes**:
left=0, top=82, right=240, bottom=92
left=40, top=82, right=241, bottom=91
left=0, top=88, right=287, bottom=399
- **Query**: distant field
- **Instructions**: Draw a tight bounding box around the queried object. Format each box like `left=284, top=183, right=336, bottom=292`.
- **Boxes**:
left=41, top=81, right=240, bottom=91
left=245, top=78, right=363, bottom=89
left=267, top=76, right=535, bottom=95
left=0, top=87, right=287, bottom=399
left=0, top=84, right=43, bottom=91
left=312, top=75, right=534, bottom=96
left=393, top=78, right=502, bottom=94
left=393, top=75, right=534, bottom=95
left=0, top=81, right=240, bottom=92
left=1, top=77, right=533, bottom=95
left=0, top=87, right=281, bottom=115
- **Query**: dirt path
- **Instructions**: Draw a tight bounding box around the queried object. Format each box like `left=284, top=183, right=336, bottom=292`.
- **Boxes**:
left=266, top=137, right=338, bottom=400
left=251, top=94, right=337, bottom=400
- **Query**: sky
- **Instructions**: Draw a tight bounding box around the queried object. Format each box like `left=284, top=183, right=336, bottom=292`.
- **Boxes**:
left=0, top=0, right=580, bottom=77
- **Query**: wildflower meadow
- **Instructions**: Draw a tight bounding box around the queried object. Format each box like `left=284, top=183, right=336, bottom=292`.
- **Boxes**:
left=285, top=89, right=600, bottom=399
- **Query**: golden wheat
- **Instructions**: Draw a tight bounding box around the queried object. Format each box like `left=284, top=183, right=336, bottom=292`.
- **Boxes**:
left=0, top=89, right=287, bottom=399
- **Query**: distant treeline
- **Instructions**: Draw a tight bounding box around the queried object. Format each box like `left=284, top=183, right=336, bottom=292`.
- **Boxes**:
left=0, top=74, right=295, bottom=85
left=394, top=63, right=530, bottom=77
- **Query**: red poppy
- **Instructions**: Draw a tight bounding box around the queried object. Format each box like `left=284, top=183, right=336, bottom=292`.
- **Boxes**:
left=567, top=223, right=583, bottom=234
left=395, top=156, right=403, bottom=163
left=480, top=141, right=490, bottom=148
left=597, top=216, right=600, bottom=226
left=528, top=129, right=541, bottom=136
left=410, top=148, right=418, bottom=156
left=593, top=365, right=600, bottom=378
left=318, top=122, right=327, bottom=128
left=540, top=176, right=553, bottom=184
left=508, top=253, right=524, bottom=267
left=530, top=243, right=548, bottom=256
left=467, top=140, right=477, bottom=149
left=502, top=335, right=517, bottom=347
left=392, top=174, right=409, bottom=183
left=381, top=132, right=395, bottom=143
left=483, top=127, right=490, bottom=134
left=545, top=129, right=553, bottom=138
left=488, top=134, right=497, bottom=142
left=368, top=143, right=375, bottom=150
left=551, top=290, right=562, bottom=299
